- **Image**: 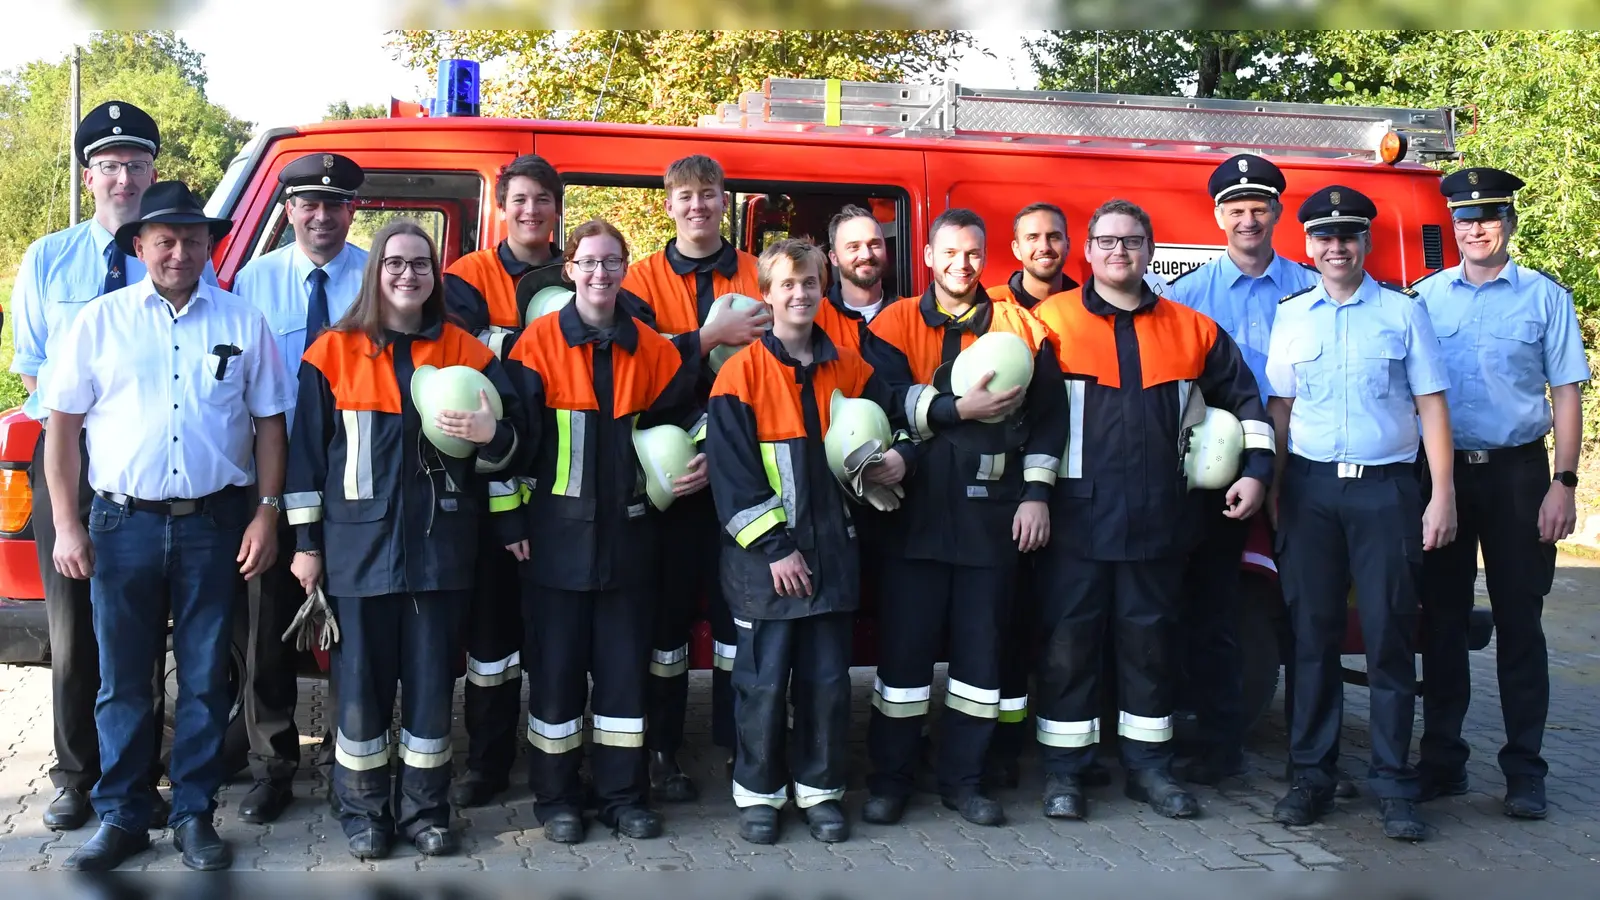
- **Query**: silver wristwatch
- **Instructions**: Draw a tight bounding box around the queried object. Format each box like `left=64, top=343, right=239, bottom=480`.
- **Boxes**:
left=259, top=495, right=283, bottom=512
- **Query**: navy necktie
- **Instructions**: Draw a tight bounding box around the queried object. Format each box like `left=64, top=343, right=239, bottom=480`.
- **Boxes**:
left=306, top=268, right=330, bottom=339
left=102, top=243, right=126, bottom=296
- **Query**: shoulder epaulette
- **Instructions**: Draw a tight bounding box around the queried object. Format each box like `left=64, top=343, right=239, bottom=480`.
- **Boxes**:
left=1407, top=268, right=1444, bottom=290
left=1379, top=281, right=1420, bottom=298
left=1298, top=261, right=1318, bottom=273
left=1279, top=285, right=1317, bottom=305
left=1527, top=265, right=1573, bottom=293
left=1168, top=264, right=1204, bottom=286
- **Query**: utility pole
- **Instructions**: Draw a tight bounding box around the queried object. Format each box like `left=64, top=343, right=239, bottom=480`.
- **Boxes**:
left=69, top=45, right=81, bottom=226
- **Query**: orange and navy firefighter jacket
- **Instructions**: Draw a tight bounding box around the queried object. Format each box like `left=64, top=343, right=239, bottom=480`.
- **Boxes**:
left=987, top=270, right=1079, bottom=312
left=444, top=240, right=566, bottom=356
left=817, top=280, right=899, bottom=356
left=707, top=329, right=894, bottom=620
left=620, top=238, right=760, bottom=385
left=493, top=300, right=704, bottom=593
left=860, top=286, right=1068, bottom=567
left=284, top=315, right=523, bottom=598
left=1034, top=277, right=1274, bottom=562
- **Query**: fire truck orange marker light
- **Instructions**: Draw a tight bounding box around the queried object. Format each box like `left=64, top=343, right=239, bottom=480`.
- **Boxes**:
left=0, top=470, right=32, bottom=533
left=1380, top=130, right=1408, bottom=165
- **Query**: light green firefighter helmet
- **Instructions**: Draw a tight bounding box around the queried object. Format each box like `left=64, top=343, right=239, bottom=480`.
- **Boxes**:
left=523, top=285, right=575, bottom=327
left=632, top=422, right=697, bottom=511
left=1183, top=405, right=1244, bottom=491
left=949, top=330, right=1034, bottom=423
left=411, top=364, right=505, bottom=459
left=705, top=292, right=770, bottom=374
left=824, top=389, right=893, bottom=495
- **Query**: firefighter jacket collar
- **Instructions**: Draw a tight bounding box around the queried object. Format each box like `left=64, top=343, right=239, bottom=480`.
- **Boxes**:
left=758, top=327, right=841, bottom=369
left=665, top=237, right=740, bottom=278
left=497, top=239, right=561, bottom=278
left=917, top=285, right=993, bottom=334
left=557, top=298, right=640, bottom=353
left=1080, top=276, right=1162, bottom=317
left=1006, top=270, right=1078, bottom=310
left=383, top=309, right=447, bottom=345
left=826, top=278, right=878, bottom=321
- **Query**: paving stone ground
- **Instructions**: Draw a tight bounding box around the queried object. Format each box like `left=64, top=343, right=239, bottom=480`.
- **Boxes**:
left=3, top=557, right=1600, bottom=873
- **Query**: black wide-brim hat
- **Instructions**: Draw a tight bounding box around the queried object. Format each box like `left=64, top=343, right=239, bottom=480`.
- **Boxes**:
left=114, top=181, right=233, bottom=256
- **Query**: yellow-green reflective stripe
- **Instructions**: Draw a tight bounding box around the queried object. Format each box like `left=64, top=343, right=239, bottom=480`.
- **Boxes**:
left=489, top=493, right=521, bottom=512
left=735, top=507, right=785, bottom=549
left=552, top=409, right=572, bottom=496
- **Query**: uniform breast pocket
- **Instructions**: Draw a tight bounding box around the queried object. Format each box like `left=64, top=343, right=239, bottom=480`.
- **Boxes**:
left=269, top=316, right=307, bottom=372
left=1361, top=335, right=1406, bottom=400
left=1284, top=336, right=1326, bottom=402
left=196, top=350, right=246, bottom=406
left=1485, top=317, right=1542, bottom=364
left=44, top=297, right=93, bottom=337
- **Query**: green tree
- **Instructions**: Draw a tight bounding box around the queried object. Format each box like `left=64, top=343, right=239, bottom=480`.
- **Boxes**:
left=0, top=31, right=253, bottom=274
left=324, top=100, right=388, bottom=121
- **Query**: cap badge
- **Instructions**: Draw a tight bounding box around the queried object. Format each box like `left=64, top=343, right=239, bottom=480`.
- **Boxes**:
left=1471, top=191, right=1480, bottom=199
left=1467, top=171, right=1479, bottom=185
left=111, top=126, right=122, bottom=135
left=322, top=176, right=332, bottom=185
left=322, top=155, right=334, bottom=169
left=1238, top=158, right=1249, bottom=172
left=1329, top=191, right=1341, bottom=205
left=1240, top=177, right=1250, bottom=184
left=109, top=105, right=120, bottom=120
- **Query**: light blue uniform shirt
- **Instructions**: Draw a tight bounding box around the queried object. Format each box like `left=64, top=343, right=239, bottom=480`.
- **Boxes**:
left=1265, top=273, right=1451, bottom=466
left=8, top=218, right=218, bottom=421
left=1411, top=260, right=1590, bottom=451
left=231, top=241, right=367, bottom=435
left=1169, top=251, right=1320, bottom=404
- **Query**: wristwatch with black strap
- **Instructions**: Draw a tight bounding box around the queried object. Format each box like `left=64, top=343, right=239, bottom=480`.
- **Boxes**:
left=1554, top=471, right=1579, bottom=488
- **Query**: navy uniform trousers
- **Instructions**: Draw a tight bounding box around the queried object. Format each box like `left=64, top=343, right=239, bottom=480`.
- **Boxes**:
left=1419, top=441, right=1555, bottom=780
left=461, top=541, right=525, bottom=784
left=1177, top=497, right=1252, bottom=762
left=730, top=612, right=854, bottom=809
left=1277, top=455, right=1422, bottom=799
left=1032, top=552, right=1185, bottom=775
left=647, top=491, right=736, bottom=756
left=331, top=591, right=464, bottom=840
left=867, top=558, right=1014, bottom=799
left=523, top=585, right=653, bottom=826
left=989, top=558, right=1037, bottom=765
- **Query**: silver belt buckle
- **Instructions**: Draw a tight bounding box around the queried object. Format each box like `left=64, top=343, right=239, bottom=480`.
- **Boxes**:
left=1336, top=462, right=1365, bottom=479
left=1463, top=450, right=1491, bottom=464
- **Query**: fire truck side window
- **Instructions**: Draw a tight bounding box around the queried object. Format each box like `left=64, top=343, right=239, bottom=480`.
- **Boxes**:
left=252, top=170, right=483, bottom=268
left=560, top=179, right=908, bottom=299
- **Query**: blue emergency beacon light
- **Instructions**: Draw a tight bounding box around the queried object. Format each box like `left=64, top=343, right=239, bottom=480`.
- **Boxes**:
left=435, top=59, right=481, bottom=117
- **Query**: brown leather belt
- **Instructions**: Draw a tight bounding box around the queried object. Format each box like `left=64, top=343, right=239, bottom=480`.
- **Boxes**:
left=95, top=485, right=242, bottom=517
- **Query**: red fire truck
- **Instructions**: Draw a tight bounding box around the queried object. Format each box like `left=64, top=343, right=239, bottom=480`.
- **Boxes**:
left=0, top=74, right=1493, bottom=757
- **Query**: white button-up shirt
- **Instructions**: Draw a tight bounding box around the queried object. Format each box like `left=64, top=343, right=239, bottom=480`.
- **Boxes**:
left=40, top=277, right=293, bottom=500
left=231, top=241, right=367, bottom=435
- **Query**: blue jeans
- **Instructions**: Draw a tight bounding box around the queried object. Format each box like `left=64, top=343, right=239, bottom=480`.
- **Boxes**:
left=88, top=488, right=251, bottom=831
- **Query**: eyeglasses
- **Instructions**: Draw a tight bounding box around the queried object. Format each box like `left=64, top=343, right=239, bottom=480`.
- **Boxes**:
left=89, top=160, right=153, bottom=177
left=1452, top=217, right=1507, bottom=231
left=571, top=257, right=626, bottom=273
left=381, top=256, right=434, bottom=276
left=1090, top=234, right=1148, bottom=251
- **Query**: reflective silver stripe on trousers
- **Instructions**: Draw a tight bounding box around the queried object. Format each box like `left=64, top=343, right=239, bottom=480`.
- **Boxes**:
left=592, top=714, right=646, bottom=748
left=1118, top=711, right=1173, bottom=743
left=398, top=729, right=451, bottom=769
left=732, top=780, right=789, bottom=809
left=1060, top=380, right=1085, bottom=478
left=713, top=640, right=737, bottom=672
left=944, top=677, right=1001, bottom=719
left=793, top=781, right=846, bottom=809
left=1036, top=717, right=1100, bottom=748
left=527, top=715, right=585, bottom=753
left=871, top=677, right=931, bottom=718
left=650, top=644, right=689, bottom=678
left=466, top=651, right=522, bottom=687
left=342, top=409, right=374, bottom=500
left=335, top=729, right=390, bottom=771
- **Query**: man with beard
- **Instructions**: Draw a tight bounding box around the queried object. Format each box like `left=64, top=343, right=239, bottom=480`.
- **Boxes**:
left=859, top=208, right=1066, bottom=827
left=8, top=100, right=215, bottom=832
left=981, top=202, right=1084, bottom=790
left=1412, top=168, right=1588, bottom=820
left=1166, top=155, right=1318, bottom=785
left=230, top=153, right=369, bottom=823
left=816, top=204, right=893, bottom=352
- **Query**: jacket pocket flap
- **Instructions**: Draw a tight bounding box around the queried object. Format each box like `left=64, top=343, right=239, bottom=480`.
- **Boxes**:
left=325, top=497, right=389, bottom=523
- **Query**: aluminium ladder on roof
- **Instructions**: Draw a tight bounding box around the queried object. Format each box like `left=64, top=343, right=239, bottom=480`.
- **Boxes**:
left=698, top=77, right=1460, bottom=162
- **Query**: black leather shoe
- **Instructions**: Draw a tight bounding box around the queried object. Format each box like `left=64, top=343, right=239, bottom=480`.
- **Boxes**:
left=861, top=794, right=908, bottom=825
left=941, top=792, right=1005, bottom=826
left=1504, top=776, right=1548, bottom=819
left=348, top=828, right=391, bottom=860
left=414, top=826, right=458, bottom=856
left=1180, top=751, right=1246, bottom=786
left=649, top=751, right=699, bottom=803
left=739, top=805, right=780, bottom=844
left=1125, top=769, right=1199, bottom=818
left=1273, top=781, right=1335, bottom=826
left=238, top=780, right=293, bottom=824
left=544, top=811, right=586, bottom=844
left=1042, top=774, right=1086, bottom=820
left=450, top=770, right=508, bottom=809
left=804, top=800, right=849, bottom=842
left=614, top=806, right=664, bottom=840
left=1081, top=761, right=1113, bottom=788
left=981, top=756, right=1021, bottom=791
left=61, top=823, right=151, bottom=871
left=1417, top=767, right=1469, bottom=802
left=1381, top=798, right=1426, bottom=841
left=44, top=787, right=93, bottom=831
left=172, top=817, right=232, bottom=871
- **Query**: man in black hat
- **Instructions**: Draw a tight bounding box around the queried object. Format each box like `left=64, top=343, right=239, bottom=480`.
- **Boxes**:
left=40, top=181, right=293, bottom=871
left=1166, top=154, right=1318, bottom=784
left=1411, top=167, right=1589, bottom=820
left=7, top=99, right=215, bottom=832
left=229, top=153, right=368, bottom=824
left=1263, top=185, right=1456, bottom=841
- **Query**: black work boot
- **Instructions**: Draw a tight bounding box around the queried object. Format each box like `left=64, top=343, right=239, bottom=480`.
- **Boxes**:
left=1381, top=798, right=1426, bottom=841
left=941, top=791, right=1005, bottom=826
left=1125, top=768, right=1199, bottom=818
left=1273, top=780, right=1335, bottom=827
left=1503, top=776, right=1548, bottom=820
left=739, top=805, right=780, bottom=844
left=543, top=811, right=586, bottom=844
left=450, top=769, right=509, bottom=809
left=1041, top=774, right=1086, bottom=820
left=614, top=806, right=665, bottom=840
left=649, top=751, right=699, bottom=803
left=804, top=800, right=849, bottom=842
